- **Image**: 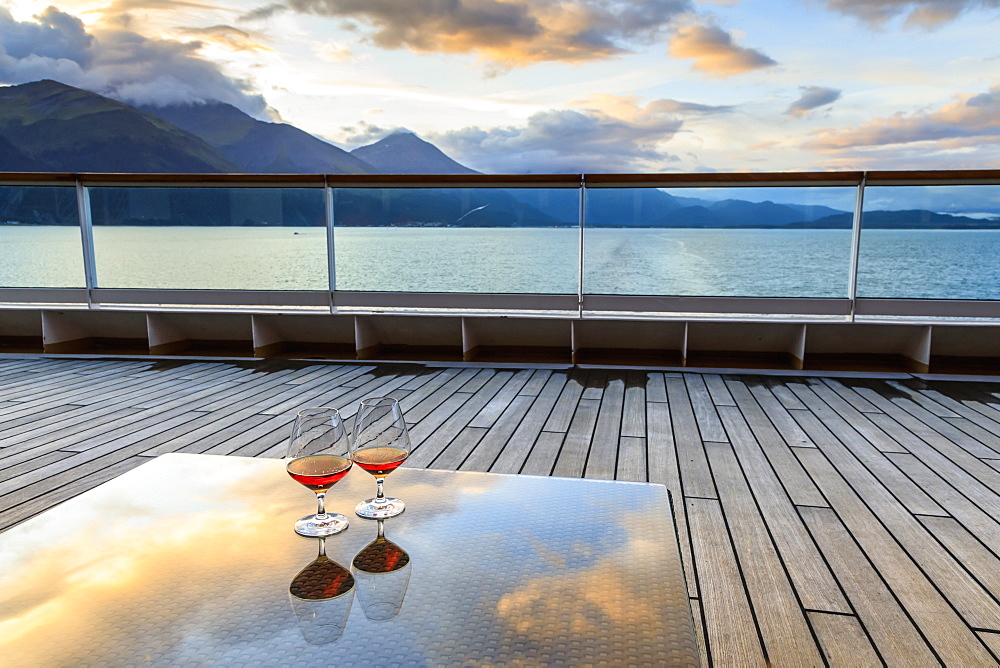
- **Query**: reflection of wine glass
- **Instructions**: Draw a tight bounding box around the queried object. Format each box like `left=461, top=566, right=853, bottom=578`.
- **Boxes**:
left=351, top=519, right=412, bottom=621
left=351, top=397, right=410, bottom=519
left=288, top=537, right=356, bottom=644
left=285, top=407, right=352, bottom=537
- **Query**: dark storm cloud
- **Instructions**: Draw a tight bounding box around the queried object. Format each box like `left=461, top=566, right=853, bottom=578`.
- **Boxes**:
left=786, top=86, right=841, bottom=117
left=0, top=7, right=269, bottom=116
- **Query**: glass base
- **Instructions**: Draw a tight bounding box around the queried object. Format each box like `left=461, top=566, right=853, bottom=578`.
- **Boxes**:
left=355, top=497, right=405, bottom=519
left=294, top=512, right=350, bottom=537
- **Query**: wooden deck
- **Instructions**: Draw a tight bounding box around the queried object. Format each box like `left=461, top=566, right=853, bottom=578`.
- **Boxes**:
left=1, top=356, right=999, bottom=666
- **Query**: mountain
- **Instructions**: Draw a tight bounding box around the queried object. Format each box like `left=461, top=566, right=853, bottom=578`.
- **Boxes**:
left=144, top=102, right=376, bottom=174
left=0, top=80, right=239, bottom=173
left=803, top=210, right=1000, bottom=229
left=702, top=199, right=842, bottom=226
left=0, top=133, right=51, bottom=171
left=351, top=132, right=479, bottom=174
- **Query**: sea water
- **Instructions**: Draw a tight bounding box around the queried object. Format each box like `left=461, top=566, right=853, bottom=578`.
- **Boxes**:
left=0, top=226, right=997, bottom=300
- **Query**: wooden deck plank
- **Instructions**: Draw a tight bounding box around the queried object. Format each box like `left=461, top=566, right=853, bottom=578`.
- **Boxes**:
left=580, top=369, right=605, bottom=400
left=428, top=426, right=489, bottom=470
left=919, top=385, right=1000, bottom=438
left=808, top=612, right=882, bottom=668
left=917, top=515, right=1000, bottom=606
left=852, top=385, right=1000, bottom=494
left=616, top=435, right=646, bottom=482
left=726, top=381, right=827, bottom=507
left=519, top=431, right=565, bottom=477
left=3, top=357, right=1000, bottom=665
left=518, top=369, right=552, bottom=397
left=685, top=374, right=727, bottom=443
left=798, top=505, right=938, bottom=667
left=666, top=376, right=717, bottom=499
left=584, top=373, right=625, bottom=480
left=887, top=380, right=962, bottom=418
left=620, top=372, right=646, bottom=438
left=456, top=368, right=495, bottom=394
left=705, top=442, right=825, bottom=666
left=746, top=381, right=815, bottom=448
left=645, top=371, right=667, bottom=403
left=468, top=369, right=533, bottom=428
left=490, top=373, right=566, bottom=474
left=703, top=374, right=736, bottom=407
left=406, top=372, right=514, bottom=467
left=461, top=395, right=536, bottom=472
left=406, top=392, right=472, bottom=448
left=888, top=452, right=1000, bottom=556
left=647, top=401, right=698, bottom=598
left=551, top=398, right=600, bottom=478
left=542, top=369, right=585, bottom=432
left=872, top=386, right=1000, bottom=462
left=790, top=383, right=949, bottom=517
left=763, top=376, right=807, bottom=410
left=686, top=497, right=767, bottom=668
left=403, top=368, right=481, bottom=423
left=795, top=449, right=997, bottom=665
left=716, top=404, right=848, bottom=613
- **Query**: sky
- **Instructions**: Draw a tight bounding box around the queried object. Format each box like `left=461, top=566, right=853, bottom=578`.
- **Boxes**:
left=0, top=0, right=999, bottom=174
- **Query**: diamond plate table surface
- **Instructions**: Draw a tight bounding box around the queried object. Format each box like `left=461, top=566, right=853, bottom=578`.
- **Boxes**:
left=0, top=453, right=700, bottom=667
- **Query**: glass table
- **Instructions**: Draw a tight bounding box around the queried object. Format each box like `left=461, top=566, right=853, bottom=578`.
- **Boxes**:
left=0, top=454, right=700, bottom=666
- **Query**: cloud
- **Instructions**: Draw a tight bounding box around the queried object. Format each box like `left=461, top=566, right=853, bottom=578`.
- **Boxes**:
left=430, top=96, right=685, bottom=172
left=0, top=7, right=270, bottom=116
left=174, top=25, right=271, bottom=52
left=807, top=83, right=1000, bottom=150
left=823, top=0, right=1000, bottom=27
left=786, top=86, right=841, bottom=117
left=269, top=0, right=692, bottom=69
left=668, top=23, right=776, bottom=77
left=341, top=120, right=412, bottom=145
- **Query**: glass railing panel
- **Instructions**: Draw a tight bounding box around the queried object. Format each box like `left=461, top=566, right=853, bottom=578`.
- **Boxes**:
left=332, top=188, right=578, bottom=293
left=0, top=186, right=84, bottom=288
left=88, top=187, right=327, bottom=290
left=583, top=186, right=856, bottom=298
left=857, top=185, right=1000, bottom=300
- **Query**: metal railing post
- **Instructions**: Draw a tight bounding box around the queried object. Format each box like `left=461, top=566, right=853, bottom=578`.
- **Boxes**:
left=577, top=175, right=586, bottom=318
left=324, top=181, right=337, bottom=313
left=847, top=172, right=867, bottom=320
left=75, top=179, right=98, bottom=308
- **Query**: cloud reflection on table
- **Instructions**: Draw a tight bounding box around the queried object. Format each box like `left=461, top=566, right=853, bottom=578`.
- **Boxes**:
left=0, top=454, right=698, bottom=666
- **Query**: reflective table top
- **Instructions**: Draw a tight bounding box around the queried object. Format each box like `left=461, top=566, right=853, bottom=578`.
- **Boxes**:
left=0, top=454, right=699, bottom=667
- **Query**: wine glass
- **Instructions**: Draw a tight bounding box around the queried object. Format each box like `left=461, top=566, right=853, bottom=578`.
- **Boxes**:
left=288, top=537, right=356, bottom=644
left=285, top=407, right=353, bottom=536
left=350, top=397, right=410, bottom=519
left=351, top=519, right=412, bottom=621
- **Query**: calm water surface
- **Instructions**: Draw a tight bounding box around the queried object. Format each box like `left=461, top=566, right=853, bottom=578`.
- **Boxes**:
left=0, top=226, right=997, bottom=300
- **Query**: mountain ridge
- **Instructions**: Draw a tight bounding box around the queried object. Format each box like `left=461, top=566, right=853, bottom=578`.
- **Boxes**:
left=1, top=80, right=997, bottom=230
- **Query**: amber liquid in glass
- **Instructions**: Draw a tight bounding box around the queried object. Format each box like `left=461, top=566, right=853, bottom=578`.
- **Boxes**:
left=287, top=454, right=353, bottom=491
left=352, top=447, right=408, bottom=477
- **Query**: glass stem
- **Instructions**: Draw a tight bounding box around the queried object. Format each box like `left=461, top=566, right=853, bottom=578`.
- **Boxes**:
left=377, top=519, right=385, bottom=539
left=316, top=491, right=327, bottom=519
left=375, top=477, right=385, bottom=502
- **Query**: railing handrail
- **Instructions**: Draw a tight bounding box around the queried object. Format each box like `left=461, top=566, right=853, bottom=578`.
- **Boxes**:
left=2, top=169, right=1000, bottom=188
